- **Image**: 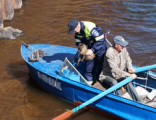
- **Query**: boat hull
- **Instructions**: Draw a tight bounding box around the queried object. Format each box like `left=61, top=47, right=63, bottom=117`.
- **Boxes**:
left=21, top=43, right=156, bottom=120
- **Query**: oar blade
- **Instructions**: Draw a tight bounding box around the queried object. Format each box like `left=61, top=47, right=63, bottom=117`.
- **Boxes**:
left=52, top=110, right=74, bottom=120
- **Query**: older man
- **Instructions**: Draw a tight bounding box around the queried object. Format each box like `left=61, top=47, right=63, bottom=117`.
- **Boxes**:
left=68, top=19, right=107, bottom=85
left=99, top=36, right=142, bottom=103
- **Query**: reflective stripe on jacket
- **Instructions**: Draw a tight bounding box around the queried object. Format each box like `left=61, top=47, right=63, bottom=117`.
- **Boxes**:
left=75, top=21, right=107, bottom=56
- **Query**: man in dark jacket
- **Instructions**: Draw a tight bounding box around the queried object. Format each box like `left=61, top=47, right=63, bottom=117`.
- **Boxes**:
left=68, top=19, right=107, bottom=85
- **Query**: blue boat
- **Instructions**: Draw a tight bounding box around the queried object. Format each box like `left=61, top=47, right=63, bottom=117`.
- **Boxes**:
left=21, top=41, right=156, bottom=120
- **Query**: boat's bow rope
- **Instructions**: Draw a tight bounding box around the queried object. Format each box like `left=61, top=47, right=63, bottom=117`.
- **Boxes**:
left=22, top=42, right=53, bottom=62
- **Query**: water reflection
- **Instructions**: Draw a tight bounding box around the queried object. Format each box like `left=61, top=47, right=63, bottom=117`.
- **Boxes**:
left=0, top=0, right=156, bottom=119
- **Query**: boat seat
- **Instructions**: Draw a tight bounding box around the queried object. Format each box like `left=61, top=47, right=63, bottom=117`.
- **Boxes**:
left=93, top=81, right=108, bottom=91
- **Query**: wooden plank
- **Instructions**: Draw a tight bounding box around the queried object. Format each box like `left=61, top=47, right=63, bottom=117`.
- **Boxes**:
left=93, top=81, right=106, bottom=91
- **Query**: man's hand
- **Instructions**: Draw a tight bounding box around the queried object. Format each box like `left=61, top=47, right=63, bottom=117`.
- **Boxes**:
left=128, top=68, right=136, bottom=74
left=86, top=49, right=93, bottom=56
left=129, top=74, right=137, bottom=79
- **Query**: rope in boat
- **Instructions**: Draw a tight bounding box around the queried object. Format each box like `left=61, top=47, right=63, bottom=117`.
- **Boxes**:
left=136, top=70, right=156, bottom=80
left=136, top=77, right=147, bottom=80
left=147, top=71, right=156, bottom=80
left=143, top=71, right=149, bottom=103
left=22, top=42, right=52, bottom=62
left=145, top=71, right=149, bottom=90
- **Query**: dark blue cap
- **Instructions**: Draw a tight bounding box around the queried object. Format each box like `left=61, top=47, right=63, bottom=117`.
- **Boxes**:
left=68, top=20, right=78, bottom=34
left=113, top=36, right=128, bottom=46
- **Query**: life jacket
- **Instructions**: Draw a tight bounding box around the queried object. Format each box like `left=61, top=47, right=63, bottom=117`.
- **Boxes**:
left=75, top=21, right=101, bottom=46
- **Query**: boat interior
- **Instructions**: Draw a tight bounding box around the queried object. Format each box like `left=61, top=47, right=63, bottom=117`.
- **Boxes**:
left=59, top=57, right=156, bottom=107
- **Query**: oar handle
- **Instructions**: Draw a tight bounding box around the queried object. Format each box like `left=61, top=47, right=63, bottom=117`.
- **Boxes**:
left=52, top=110, right=74, bottom=120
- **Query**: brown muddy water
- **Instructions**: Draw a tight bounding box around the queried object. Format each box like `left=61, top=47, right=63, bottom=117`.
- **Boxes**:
left=0, top=0, right=156, bottom=120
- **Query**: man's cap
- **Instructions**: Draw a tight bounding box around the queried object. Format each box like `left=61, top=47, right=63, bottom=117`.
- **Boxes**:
left=68, top=19, right=78, bottom=34
left=113, top=36, right=128, bottom=46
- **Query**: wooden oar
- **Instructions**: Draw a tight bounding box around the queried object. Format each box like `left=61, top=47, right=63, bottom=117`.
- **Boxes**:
left=52, top=64, right=156, bottom=120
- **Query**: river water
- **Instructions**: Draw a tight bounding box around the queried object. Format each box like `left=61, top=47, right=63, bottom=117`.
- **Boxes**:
left=0, top=0, right=156, bottom=120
